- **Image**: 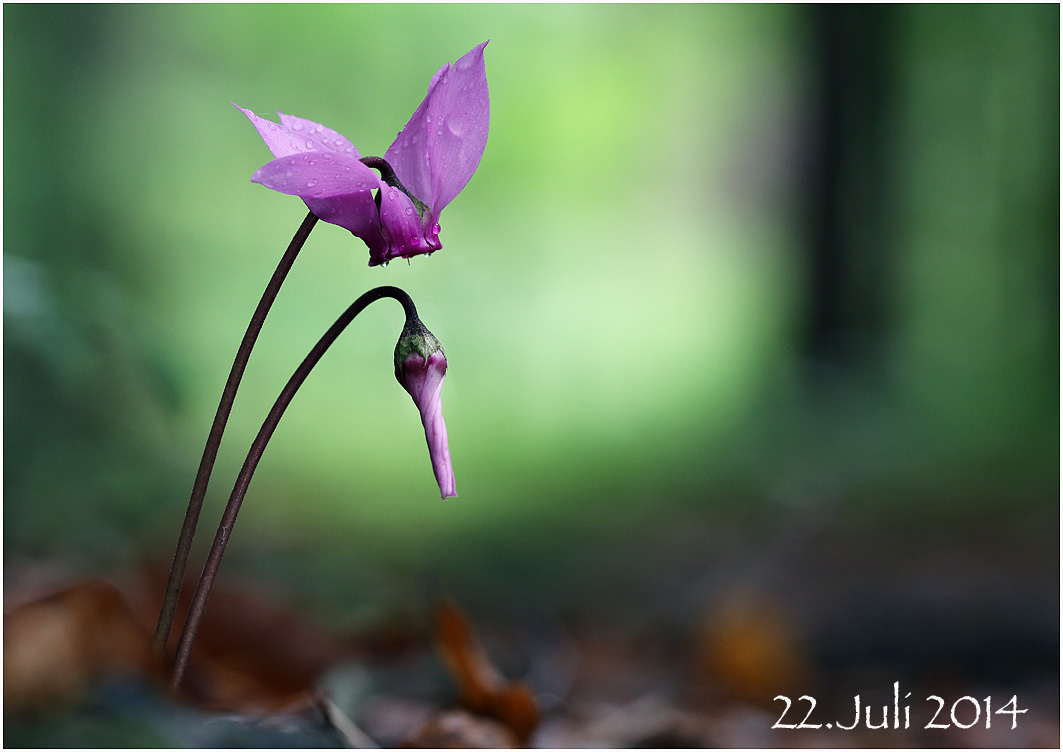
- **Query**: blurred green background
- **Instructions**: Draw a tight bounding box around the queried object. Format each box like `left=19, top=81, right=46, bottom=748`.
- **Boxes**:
left=4, top=3, right=1058, bottom=648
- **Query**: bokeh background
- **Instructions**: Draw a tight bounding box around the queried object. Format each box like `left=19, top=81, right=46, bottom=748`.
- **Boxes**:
left=4, top=3, right=1059, bottom=745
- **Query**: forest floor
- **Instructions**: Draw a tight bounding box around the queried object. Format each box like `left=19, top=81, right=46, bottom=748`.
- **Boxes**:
left=4, top=516, right=1059, bottom=748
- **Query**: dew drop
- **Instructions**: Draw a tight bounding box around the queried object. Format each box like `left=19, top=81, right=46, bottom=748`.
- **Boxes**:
left=289, top=157, right=297, bottom=165
left=307, top=178, right=318, bottom=187
left=405, top=207, right=413, bottom=216
left=267, top=122, right=277, bottom=131
left=305, top=139, right=314, bottom=149
left=381, top=260, right=389, bottom=268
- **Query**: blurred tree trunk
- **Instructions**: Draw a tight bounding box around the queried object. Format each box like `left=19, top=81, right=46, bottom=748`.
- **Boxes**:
left=802, top=4, right=897, bottom=377
left=800, top=5, right=1057, bottom=433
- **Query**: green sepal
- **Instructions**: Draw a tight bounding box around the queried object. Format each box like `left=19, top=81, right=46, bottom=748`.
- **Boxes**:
left=394, top=316, right=443, bottom=381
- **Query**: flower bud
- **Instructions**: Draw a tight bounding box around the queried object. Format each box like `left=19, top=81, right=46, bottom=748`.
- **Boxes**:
left=395, top=320, right=456, bottom=498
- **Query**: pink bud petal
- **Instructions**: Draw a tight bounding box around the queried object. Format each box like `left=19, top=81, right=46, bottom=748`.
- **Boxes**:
left=399, top=351, right=456, bottom=498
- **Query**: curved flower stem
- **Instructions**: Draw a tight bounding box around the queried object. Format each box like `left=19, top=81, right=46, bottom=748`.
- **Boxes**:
left=170, top=285, right=418, bottom=690
left=154, top=211, right=319, bottom=659
left=360, top=155, right=428, bottom=216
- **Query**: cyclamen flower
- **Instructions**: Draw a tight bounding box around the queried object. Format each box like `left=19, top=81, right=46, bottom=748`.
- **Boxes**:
left=238, top=42, right=489, bottom=267
left=395, top=325, right=456, bottom=499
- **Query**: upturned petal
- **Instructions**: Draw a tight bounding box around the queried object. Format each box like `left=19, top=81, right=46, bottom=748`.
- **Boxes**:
left=381, top=68, right=445, bottom=206
left=236, top=104, right=340, bottom=159
left=398, top=351, right=456, bottom=499
left=277, top=113, right=360, bottom=156
left=385, top=42, right=490, bottom=225
left=251, top=151, right=381, bottom=199
left=251, top=152, right=390, bottom=248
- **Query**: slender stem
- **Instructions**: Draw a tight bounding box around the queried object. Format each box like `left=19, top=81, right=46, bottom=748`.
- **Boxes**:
left=153, top=211, right=319, bottom=658
left=170, top=285, right=417, bottom=689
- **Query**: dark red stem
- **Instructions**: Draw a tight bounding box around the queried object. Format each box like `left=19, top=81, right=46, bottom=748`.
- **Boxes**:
left=170, top=285, right=417, bottom=689
left=153, top=211, right=319, bottom=658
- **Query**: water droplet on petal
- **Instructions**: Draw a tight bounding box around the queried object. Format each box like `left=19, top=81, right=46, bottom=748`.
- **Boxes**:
left=292, top=121, right=302, bottom=130
left=267, top=122, right=277, bottom=131
left=289, top=157, right=297, bottom=165
left=381, top=260, right=389, bottom=268
left=305, top=140, right=314, bottom=148
left=405, top=207, right=413, bottom=216
left=307, top=178, right=318, bottom=187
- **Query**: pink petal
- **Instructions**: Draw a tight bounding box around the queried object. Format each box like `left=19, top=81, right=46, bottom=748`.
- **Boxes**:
left=303, top=192, right=386, bottom=255
left=277, top=113, right=360, bottom=157
left=385, top=42, right=489, bottom=214
left=422, top=388, right=456, bottom=499
left=236, top=104, right=334, bottom=159
left=382, top=65, right=447, bottom=206
left=378, top=186, right=430, bottom=260
left=251, top=151, right=381, bottom=199
left=400, top=352, right=456, bottom=498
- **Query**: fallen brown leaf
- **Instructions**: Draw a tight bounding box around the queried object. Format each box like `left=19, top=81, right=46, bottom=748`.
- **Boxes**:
left=433, top=600, right=539, bottom=744
left=695, top=586, right=813, bottom=705
left=140, top=568, right=356, bottom=712
left=3, top=579, right=158, bottom=713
